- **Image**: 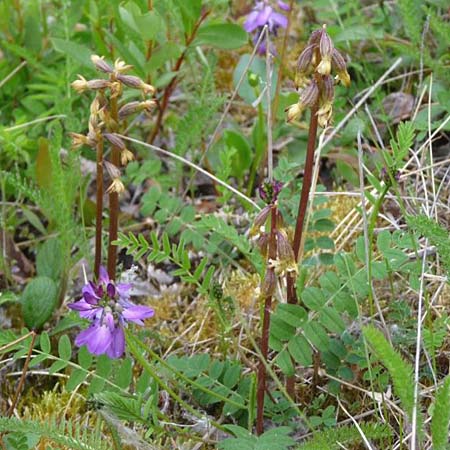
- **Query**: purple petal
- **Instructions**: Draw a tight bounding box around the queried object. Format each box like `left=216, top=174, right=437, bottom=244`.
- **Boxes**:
left=270, top=12, right=288, bottom=29
left=277, top=0, right=290, bottom=11
left=244, top=11, right=260, bottom=33
left=82, top=283, right=100, bottom=304
left=69, top=300, right=102, bottom=320
left=75, top=325, right=98, bottom=347
left=122, top=305, right=155, bottom=324
left=99, top=266, right=110, bottom=285
left=107, top=282, right=116, bottom=299
left=256, top=5, right=273, bottom=27
left=86, top=324, right=113, bottom=355
left=103, top=312, right=115, bottom=330
left=116, top=283, right=132, bottom=299
left=68, top=299, right=92, bottom=312
left=107, top=326, right=125, bottom=358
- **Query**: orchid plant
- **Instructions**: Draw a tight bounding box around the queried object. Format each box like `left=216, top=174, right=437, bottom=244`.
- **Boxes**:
left=69, top=56, right=157, bottom=358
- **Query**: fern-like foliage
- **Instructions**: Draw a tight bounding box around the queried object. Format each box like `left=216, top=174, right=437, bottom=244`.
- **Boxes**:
left=407, top=214, right=450, bottom=280
left=297, top=423, right=390, bottom=450
left=363, top=326, right=415, bottom=421
left=398, top=0, right=424, bottom=44
left=0, top=416, right=111, bottom=450
left=431, top=375, right=450, bottom=450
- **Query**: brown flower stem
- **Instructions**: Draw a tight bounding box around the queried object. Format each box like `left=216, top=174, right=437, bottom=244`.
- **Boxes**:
left=256, top=205, right=277, bottom=435
left=147, top=9, right=210, bottom=144
left=285, top=103, right=319, bottom=397
left=94, top=137, right=104, bottom=279
left=107, top=97, right=120, bottom=281
left=7, top=331, right=36, bottom=417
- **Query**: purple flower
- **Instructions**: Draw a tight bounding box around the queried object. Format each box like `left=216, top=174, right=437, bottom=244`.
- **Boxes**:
left=244, top=1, right=289, bottom=54
left=258, top=179, right=284, bottom=204
left=68, top=266, right=154, bottom=359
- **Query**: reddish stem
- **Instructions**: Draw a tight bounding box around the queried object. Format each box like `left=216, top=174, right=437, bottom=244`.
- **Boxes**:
left=107, top=98, right=120, bottom=281
left=7, top=331, right=36, bottom=417
left=147, top=10, right=210, bottom=144
left=256, top=205, right=277, bottom=435
left=94, top=138, right=104, bottom=279
left=285, top=103, right=319, bottom=397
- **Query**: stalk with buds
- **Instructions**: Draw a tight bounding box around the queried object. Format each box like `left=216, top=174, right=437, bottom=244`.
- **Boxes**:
left=285, top=25, right=350, bottom=396
left=70, top=55, right=156, bottom=280
left=253, top=180, right=297, bottom=435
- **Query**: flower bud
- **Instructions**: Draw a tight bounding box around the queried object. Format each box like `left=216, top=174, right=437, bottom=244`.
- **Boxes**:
left=276, top=230, right=295, bottom=263
left=331, top=49, right=351, bottom=87
left=308, top=28, right=322, bottom=46
left=331, top=48, right=346, bottom=71
left=86, top=79, right=111, bottom=91
left=116, top=74, right=156, bottom=95
left=261, top=269, right=276, bottom=297
left=258, top=179, right=283, bottom=204
left=118, top=100, right=157, bottom=120
left=104, top=133, right=125, bottom=150
left=114, top=58, right=133, bottom=73
left=68, top=132, right=95, bottom=149
left=297, top=44, right=315, bottom=72
left=106, top=178, right=125, bottom=194
left=71, top=75, right=88, bottom=93
left=118, top=101, right=140, bottom=119
left=300, top=80, right=319, bottom=107
left=322, top=75, right=334, bottom=102
left=317, top=102, right=333, bottom=128
left=70, top=75, right=110, bottom=94
left=121, top=148, right=134, bottom=165
left=110, top=81, right=123, bottom=98
left=256, top=232, right=269, bottom=258
left=104, top=160, right=121, bottom=179
left=319, top=28, right=333, bottom=59
left=253, top=205, right=271, bottom=230
left=316, top=56, right=331, bottom=76
left=286, top=102, right=304, bottom=123
left=91, top=55, right=113, bottom=73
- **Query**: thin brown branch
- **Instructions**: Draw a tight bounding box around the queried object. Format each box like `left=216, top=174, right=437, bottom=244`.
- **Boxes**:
left=285, top=102, right=319, bottom=397
left=147, top=10, right=210, bottom=144
left=94, top=137, right=104, bottom=279
left=107, top=97, right=120, bottom=281
left=256, top=205, right=277, bottom=435
left=6, top=331, right=36, bottom=417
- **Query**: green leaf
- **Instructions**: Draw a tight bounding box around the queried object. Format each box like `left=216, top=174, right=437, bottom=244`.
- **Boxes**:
left=274, top=348, right=294, bottom=376
left=48, top=359, right=68, bottom=375
left=51, top=38, right=92, bottom=68
left=301, top=287, right=326, bottom=311
left=319, top=307, right=346, bottom=334
left=66, top=368, right=87, bottom=391
left=115, top=358, right=133, bottom=389
left=21, top=277, right=58, bottom=329
left=175, top=0, right=201, bottom=33
left=135, top=10, right=165, bottom=40
left=274, top=303, right=307, bottom=328
left=288, top=335, right=312, bottom=366
left=40, top=332, right=51, bottom=354
left=431, top=375, right=450, bottom=450
left=223, top=130, right=252, bottom=177
left=363, top=326, right=415, bottom=421
left=36, top=239, right=63, bottom=280
left=58, top=335, right=72, bottom=361
left=195, top=23, right=248, bottom=49
left=146, top=42, right=183, bottom=72
left=78, top=346, right=93, bottom=370
left=303, top=322, right=330, bottom=352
